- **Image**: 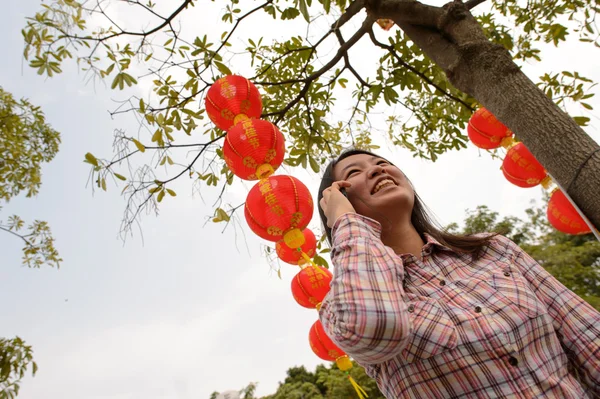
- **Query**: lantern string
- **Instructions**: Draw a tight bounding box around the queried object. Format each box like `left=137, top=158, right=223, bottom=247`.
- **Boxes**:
left=301, top=252, right=330, bottom=277
left=347, top=374, right=369, bottom=399
left=548, top=173, right=600, bottom=242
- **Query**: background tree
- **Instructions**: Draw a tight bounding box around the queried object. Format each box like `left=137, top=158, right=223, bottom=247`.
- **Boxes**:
left=0, top=86, right=61, bottom=398
left=20, top=0, right=600, bottom=240
left=0, top=86, right=61, bottom=269
left=0, top=338, right=37, bottom=399
left=448, top=201, right=600, bottom=310
left=258, top=361, right=384, bottom=398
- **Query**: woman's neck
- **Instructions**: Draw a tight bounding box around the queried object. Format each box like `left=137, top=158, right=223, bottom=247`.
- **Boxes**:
left=380, top=220, right=425, bottom=259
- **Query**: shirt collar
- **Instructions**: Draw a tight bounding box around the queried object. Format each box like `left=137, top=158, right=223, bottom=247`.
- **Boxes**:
left=422, top=233, right=453, bottom=253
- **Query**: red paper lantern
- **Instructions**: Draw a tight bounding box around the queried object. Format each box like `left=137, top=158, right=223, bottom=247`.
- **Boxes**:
left=291, top=266, right=332, bottom=309
left=276, top=229, right=317, bottom=265
left=205, top=75, right=263, bottom=131
left=223, top=119, right=286, bottom=180
left=245, top=175, right=314, bottom=243
left=547, top=189, right=591, bottom=235
left=501, top=142, right=548, bottom=188
left=377, top=19, right=394, bottom=31
left=467, top=108, right=513, bottom=149
left=309, top=320, right=345, bottom=361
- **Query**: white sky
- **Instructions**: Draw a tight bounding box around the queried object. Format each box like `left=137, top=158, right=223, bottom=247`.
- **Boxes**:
left=1, top=1, right=599, bottom=399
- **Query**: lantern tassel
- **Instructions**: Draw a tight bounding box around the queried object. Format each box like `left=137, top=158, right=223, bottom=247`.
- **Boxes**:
left=348, top=375, right=369, bottom=399
left=301, top=252, right=330, bottom=277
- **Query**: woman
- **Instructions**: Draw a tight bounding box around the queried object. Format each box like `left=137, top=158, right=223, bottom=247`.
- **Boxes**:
left=317, top=148, right=600, bottom=399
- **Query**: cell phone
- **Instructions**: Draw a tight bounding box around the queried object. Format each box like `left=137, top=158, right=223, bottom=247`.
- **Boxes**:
left=340, top=187, right=348, bottom=198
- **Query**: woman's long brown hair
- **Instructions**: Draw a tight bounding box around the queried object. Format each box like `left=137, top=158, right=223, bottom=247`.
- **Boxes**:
left=317, top=149, right=498, bottom=258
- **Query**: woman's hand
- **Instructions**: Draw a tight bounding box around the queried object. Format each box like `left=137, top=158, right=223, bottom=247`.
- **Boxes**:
left=320, top=181, right=356, bottom=228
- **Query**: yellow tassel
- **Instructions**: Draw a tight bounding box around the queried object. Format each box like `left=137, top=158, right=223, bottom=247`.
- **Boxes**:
left=540, top=175, right=553, bottom=190
left=500, top=136, right=515, bottom=149
left=348, top=375, right=369, bottom=399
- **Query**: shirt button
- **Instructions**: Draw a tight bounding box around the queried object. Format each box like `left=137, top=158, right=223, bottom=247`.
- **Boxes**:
left=439, top=280, right=446, bottom=286
left=407, top=304, right=415, bottom=313
left=508, top=356, right=519, bottom=366
left=503, top=272, right=511, bottom=277
left=474, top=306, right=482, bottom=313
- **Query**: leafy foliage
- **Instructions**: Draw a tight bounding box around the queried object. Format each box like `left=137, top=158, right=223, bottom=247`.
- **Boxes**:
left=0, top=87, right=61, bottom=269
left=0, top=337, right=37, bottom=399
left=0, top=87, right=60, bottom=397
left=0, top=87, right=60, bottom=202
left=223, top=362, right=385, bottom=399
left=19, top=0, right=598, bottom=236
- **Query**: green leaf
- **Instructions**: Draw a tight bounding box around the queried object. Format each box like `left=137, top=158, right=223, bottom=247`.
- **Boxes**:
left=214, top=207, right=230, bottom=222
left=157, top=190, right=165, bottom=202
left=298, top=0, right=310, bottom=22
left=573, top=116, right=590, bottom=126
left=84, top=152, right=98, bottom=166
left=132, top=138, right=146, bottom=153
left=281, top=8, right=300, bottom=20
left=114, top=173, right=126, bottom=181
left=214, top=60, right=232, bottom=75
left=166, top=188, right=176, bottom=196
left=309, top=156, right=319, bottom=173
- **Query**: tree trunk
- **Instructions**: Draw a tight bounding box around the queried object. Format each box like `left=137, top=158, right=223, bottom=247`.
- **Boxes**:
left=366, top=0, right=600, bottom=229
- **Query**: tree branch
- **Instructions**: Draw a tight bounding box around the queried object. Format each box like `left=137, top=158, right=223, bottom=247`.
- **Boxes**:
left=264, top=15, right=375, bottom=123
left=0, top=225, right=31, bottom=246
left=465, top=0, right=489, bottom=10
left=368, top=28, right=473, bottom=110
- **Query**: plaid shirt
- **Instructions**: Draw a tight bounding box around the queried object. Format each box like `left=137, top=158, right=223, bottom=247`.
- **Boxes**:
left=319, top=213, right=600, bottom=399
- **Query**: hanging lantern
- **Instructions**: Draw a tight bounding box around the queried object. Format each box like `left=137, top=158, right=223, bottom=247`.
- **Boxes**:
left=291, top=266, right=332, bottom=309
left=309, top=320, right=369, bottom=398
left=223, top=119, right=286, bottom=180
left=309, top=319, right=346, bottom=362
left=376, top=19, right=394, bottom=31
left=276, top=228, right=317, bottom=265
left=467, top=107, right=514, bottom=149
left=501, top=142, right=551, bottom=188
left=547, top=189, right=591, bottom=235
left=205, top=75, right=263, bottom=131
left=245, top=175, right=314, bottom=243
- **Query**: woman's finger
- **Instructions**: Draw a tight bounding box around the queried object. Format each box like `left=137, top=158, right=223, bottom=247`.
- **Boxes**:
left=331, top=181, right=352, bottom=191
left=319, top=197, right=327, bottom=211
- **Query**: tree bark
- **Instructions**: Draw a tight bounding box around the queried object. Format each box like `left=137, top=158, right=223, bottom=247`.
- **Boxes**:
left=365, top=0, right=600, bottom=229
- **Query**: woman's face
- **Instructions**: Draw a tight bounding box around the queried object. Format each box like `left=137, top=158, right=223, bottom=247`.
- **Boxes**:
left=332, top=153, right=414, bottom=223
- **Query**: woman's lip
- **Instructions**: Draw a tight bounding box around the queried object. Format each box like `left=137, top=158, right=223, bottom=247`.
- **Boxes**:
left=372, top=182, right=397, bottom=195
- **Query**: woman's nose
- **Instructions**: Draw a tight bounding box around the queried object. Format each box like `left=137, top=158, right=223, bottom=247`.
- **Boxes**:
left=367, top=164, right=384, bottom=178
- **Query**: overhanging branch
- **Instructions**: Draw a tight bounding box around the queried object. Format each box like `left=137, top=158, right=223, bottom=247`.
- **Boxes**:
left=263, top=15, right=375, bottom=123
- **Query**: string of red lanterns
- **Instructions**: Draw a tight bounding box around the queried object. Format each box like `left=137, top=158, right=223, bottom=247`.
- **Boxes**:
left=204, top=75, right=368, bottom=398
left=467, top=107, right=595, bottom=236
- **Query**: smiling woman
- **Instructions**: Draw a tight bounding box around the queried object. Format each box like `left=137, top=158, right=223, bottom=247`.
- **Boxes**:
left=316, top=148, right=600, bottom=399
left=317, top=149, right=496, bottom=257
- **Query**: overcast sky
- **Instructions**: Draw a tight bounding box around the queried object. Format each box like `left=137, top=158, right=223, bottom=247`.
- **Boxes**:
left=1, top=1, right=599, bottom=399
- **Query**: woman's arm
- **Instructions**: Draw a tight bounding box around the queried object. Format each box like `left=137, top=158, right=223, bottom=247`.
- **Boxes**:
left=499, top=235, right=600, bottom=394
left=318, top=213, right=412, bottom=364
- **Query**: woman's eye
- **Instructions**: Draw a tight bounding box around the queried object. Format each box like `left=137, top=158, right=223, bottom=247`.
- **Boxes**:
left=377, top=160, right=389, bottom=166
left=347, top=169, right=360, bottom=177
